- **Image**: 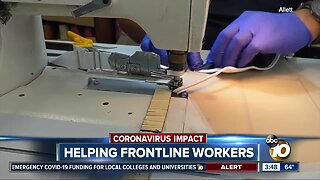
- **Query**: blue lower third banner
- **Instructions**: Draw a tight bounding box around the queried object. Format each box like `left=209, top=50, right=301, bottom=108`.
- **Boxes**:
left=10, top=162, right=204, bottom=172
left=57, top=143, right=259, bottom=162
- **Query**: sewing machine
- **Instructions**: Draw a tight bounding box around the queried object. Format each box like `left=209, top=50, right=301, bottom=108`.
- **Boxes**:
left=1, top=1, right=320, bottom=179
left=0, top=1, right=210, bottom=178
left=0, top=0, right=210, bottom=95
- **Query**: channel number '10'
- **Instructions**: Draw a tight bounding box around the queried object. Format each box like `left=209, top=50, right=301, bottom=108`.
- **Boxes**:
left=266, top=135, right=291, bottom=161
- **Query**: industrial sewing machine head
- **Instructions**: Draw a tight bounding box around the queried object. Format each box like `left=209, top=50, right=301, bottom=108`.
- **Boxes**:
left=0, top=0, right=209, bottom=95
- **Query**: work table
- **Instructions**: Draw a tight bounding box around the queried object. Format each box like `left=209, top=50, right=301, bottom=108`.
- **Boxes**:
left=0, top=43, right=319, bottom=178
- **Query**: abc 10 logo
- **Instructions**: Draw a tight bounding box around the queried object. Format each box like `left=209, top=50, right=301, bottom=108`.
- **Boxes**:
left=266, top=135, right=291, bottom=161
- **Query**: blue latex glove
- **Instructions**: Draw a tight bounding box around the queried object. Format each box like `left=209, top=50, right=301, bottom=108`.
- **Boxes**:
left=140, top=35, right=203, bottom=71
left=206, top=11, right=313, bottom=68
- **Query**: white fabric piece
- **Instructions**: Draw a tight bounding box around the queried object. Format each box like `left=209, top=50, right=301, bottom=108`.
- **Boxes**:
left=174, top=55, right=281, bottom=94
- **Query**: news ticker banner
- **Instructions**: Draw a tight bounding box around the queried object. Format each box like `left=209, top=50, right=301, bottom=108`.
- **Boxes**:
left=1, top=133, right=319, bottom=173
left=9, top=162, right=299, bottom=173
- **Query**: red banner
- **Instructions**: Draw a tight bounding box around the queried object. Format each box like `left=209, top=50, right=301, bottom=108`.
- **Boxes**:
left=110, top=133, right=207, bottom=143
left=206, top=162, right=258, bottom=172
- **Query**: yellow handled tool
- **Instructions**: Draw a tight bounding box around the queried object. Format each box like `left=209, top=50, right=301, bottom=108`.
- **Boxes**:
left=67, top=31, right=116, bottom=50
left=67, top=31, right=94, bottom=48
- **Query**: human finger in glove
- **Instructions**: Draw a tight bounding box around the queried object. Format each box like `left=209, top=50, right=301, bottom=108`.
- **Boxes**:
left=206, top=10, right=319, bottom=68
left=140, top=35, right=203, bottom=71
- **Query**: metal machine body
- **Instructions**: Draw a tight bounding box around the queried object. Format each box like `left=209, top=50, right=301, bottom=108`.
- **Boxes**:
left=0, top=15, right=47, bottom=96
left=0, top=4, right=209, bottom=177
left=0, top=0, right=210, bottom=94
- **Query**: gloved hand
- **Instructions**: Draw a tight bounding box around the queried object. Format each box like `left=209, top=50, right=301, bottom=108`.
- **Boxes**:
left=140, top=35, right=203, bottom=71
left=206, top=11, right=313, bottom=68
